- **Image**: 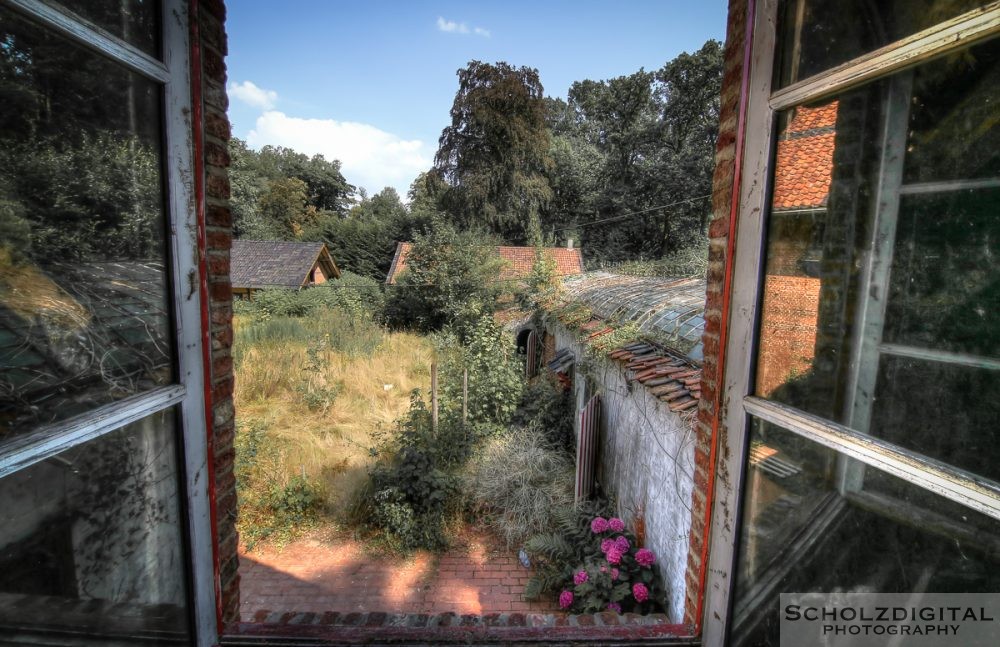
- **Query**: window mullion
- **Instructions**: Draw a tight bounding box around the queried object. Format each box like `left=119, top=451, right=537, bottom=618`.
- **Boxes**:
left=0, top=384, right=185, bottom=478
left=744, top=395, right=1000, bottom=520
left=769, top=2, right=1000, bottom=111
left=3, top=0, right=170, bottom=82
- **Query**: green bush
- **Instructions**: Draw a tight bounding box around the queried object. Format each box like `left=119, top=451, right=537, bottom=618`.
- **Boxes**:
left=437, top=316, right=523, bottom=427
left=235, top=418, right=323, bottom=548
left=463, top=426, right=575, bottom=548
left=360, top=394, right=471, bottom=551
left=523, top=505, right=664, bottom=614
left=510, top=374, right=574, bottom=451
left=234, top=271, right=384, bottom=321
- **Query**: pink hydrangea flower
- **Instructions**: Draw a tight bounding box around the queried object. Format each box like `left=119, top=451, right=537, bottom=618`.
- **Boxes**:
left=607, top=602, right=622, bottom=613
left=600, top=538, right=615, bottom=554
left=635, top=548, right=656, bottom=567
left=573, top=569, right=588, bottom=585
left=611, top=568, right=620, bottom=580
left=632, top=582, right=649, bottom=603
left=606, top=547, right=623, bottom=564
left=591, top=517, right=609, bottom=533
left=608, top=517, right=625, bottom=532
left=559, top=590, right=574, bottom=609
left=614, top=535, right=630, bottom=552
left=600, top=566, right=608, bottom=573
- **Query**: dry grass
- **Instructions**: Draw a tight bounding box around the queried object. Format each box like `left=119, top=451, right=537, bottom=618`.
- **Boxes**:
left=233, top=311, right=433, bottom=519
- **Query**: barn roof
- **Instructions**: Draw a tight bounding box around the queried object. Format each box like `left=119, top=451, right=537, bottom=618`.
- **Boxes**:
left=385, top=242, right=584, bottom=285
left=558, top=272, right=707, bottom=361
left=231, top=240, right=340, bottom=290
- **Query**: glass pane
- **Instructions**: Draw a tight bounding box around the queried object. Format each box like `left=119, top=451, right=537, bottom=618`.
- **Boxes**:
left=884, top=190, right=1000, bottom=356
left=872, top=356, right=1000, bottom=482
left=774, top=0, right=987, bottom=88
left=0, top=7, right=172, bottom=439
left=755, top=38, right=1000, bottom=443
left=732, top=418, right=1000, bottom=646
left=0, top=409, right=191, bottom=642
left=43, top=0, right=160, bottom=57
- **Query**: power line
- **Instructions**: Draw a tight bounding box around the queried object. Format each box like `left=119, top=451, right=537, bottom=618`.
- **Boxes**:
left=550, top=193, right=712, bottom=232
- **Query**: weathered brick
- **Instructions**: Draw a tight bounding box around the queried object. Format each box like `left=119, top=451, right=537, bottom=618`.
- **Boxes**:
left=206, top=172, right=230, bottom=199
left=205, top=111, right=231, bottom=140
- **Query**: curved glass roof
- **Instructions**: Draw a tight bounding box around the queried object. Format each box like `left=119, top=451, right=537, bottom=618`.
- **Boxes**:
left=559, top=272, right=707, bottom=361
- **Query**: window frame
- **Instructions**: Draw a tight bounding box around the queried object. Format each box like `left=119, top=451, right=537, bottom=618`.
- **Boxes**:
left=0, top=1, right=216, bottom=645
left=702, top=1, right=1000, bottom=644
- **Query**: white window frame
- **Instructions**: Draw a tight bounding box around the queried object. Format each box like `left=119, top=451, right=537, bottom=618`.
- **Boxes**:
left=0, top=1, right=216, bottom=645
left=701, top=1, right=1000, bottom=644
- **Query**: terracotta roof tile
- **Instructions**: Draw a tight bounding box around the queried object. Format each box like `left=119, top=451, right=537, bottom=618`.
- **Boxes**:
left=772, top=101, right=838, bottom=211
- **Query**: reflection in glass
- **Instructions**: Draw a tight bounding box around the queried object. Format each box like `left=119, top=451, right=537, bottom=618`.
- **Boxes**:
left=732, top=419, right=1000, bottom=646
left=774, top=0, right=986, bottom=88
left=0, top=8, right=171, bottom=438
left=45, top=0, right=160, bottom=57
left=755, top=38, right=999, bottom=472
left=0, top=409, right=191, bottom=642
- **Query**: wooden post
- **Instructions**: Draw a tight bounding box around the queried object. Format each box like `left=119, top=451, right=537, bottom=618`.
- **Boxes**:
left=431, top=361, right=438, bottom=434
left=462, top=368, right=469, bottom=424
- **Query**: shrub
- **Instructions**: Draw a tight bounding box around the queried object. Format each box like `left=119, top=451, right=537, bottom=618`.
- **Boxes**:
left=437, top=316, right=523, bottom=427
left=360, top=393, right=471, bottom=551
left=235, top=418, right=323, bottom=548
left=233, top=271, right=384, bottom=322
left=463, top=426, right=575, bottom=548
left=510, top=374, right=574, bottom=451
left=524, top=507, right=664, bottom=614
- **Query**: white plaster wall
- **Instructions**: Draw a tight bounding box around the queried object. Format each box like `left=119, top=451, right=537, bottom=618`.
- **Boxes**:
left=551, top=325, right=695, bottom=623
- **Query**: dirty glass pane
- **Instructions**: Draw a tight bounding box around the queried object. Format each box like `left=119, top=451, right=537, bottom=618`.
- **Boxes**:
left=43, top=0, right=160, bottom=57
left=884, top=190, right=1000, bottom=356
left=871, top=357, right=1000, bottom=482
left=755, top=37, right=1000, bottom=454
left=0, top=7, right=172, bottom=439
left=774, top=0, right=987, bottom=88
left=0, top=409, right=191, bottom=643
left=732, top=419, right=1000, bottom=646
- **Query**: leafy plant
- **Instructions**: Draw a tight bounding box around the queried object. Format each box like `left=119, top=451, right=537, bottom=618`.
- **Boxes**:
left=463, top=426, right=575, bottom=548
left=510, top=373, right=574, bottom=451
left=524, top=508, right=664, bottom=614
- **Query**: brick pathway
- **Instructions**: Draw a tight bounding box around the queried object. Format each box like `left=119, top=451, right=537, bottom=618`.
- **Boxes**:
left=238, top=529, right=559, bottom=621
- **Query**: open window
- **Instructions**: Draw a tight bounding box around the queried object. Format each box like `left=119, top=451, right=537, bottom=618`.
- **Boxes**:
left=704, top=1, right=1000, bottom=644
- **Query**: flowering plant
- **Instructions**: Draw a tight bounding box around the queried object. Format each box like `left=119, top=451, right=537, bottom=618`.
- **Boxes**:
left=558, top=516, right=661, bottom=614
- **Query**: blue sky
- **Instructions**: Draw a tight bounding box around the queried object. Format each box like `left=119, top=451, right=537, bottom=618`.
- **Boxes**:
left=225, top=1, right=728, bottom=198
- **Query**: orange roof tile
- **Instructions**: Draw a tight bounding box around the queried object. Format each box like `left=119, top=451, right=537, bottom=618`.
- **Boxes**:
left=771, top=101, right=838, bottom=211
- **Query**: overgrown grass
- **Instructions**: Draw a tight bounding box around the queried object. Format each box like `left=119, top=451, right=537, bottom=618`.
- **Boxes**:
left=234, top=307, right=433, bottom=540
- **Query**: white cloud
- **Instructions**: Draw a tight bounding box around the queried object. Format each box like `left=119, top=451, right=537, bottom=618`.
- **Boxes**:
left=437, top=16, right=490, bottom=37
left=437, top=16, right=468, bottom=34
left=227, top=80, right=278, bottom=110
left=247, top=111, right=431, bottom=198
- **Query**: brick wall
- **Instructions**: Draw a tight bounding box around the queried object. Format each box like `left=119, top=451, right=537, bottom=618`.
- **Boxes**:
left=195, top=0, right=239, bottom=625
left=684, top=0, right=748, bottom=626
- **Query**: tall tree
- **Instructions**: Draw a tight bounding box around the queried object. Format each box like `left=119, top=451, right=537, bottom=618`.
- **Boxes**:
left=434, top=61, right=553, bottom=243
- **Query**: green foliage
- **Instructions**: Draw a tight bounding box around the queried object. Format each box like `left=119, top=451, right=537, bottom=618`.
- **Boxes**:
left=3, top=133, right=162, bottom=260
left=233, top=272, right=384, bottom=322
left=596, top=237, right=709, bottom=277
left=510, top=374, right=574, bottom=450
left=435, top=61, right=553, bottom=242
left=362, top=393, right=470, bottom=551
left=524, top=506, right=664, bottom=614
left=235, top=418, right=323, bottom=548
left=463, top=426, right=575, bottom=548
left=228, top=137, right=355, bottom=242
left=383, top=219, right=505, bottom=333
left=436, top=316, right=523, bottom=427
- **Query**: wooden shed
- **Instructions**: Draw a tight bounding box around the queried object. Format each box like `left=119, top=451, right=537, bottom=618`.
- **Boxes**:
left=230, top=240, right=341, bottom=298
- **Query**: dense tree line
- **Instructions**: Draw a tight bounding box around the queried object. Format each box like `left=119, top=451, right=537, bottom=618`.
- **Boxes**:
left=227, top=40, right=723, bottom=280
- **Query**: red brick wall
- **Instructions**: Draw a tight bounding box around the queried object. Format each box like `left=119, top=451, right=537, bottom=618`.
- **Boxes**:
left=196, top=0, right=239, bottom=625
left=684, top=0, right=748, bottom=626
left=755, top=275, right=821, bottom=396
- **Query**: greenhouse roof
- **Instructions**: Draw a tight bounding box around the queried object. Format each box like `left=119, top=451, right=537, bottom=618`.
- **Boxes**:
left=559, top=272, right=707, bottom=361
